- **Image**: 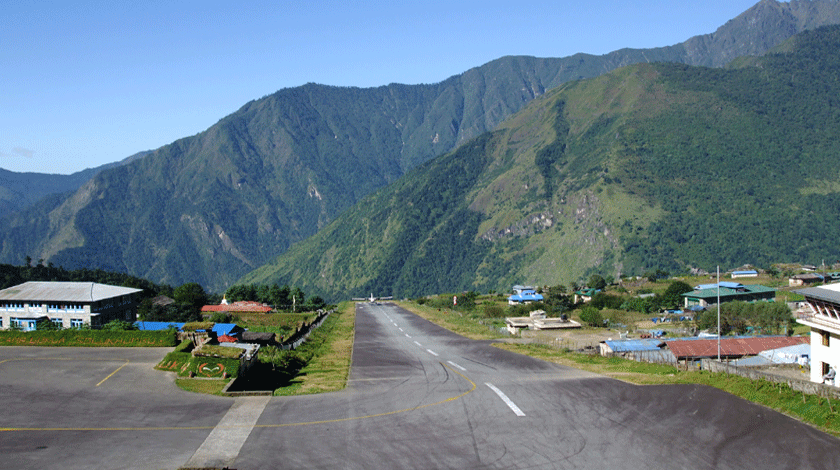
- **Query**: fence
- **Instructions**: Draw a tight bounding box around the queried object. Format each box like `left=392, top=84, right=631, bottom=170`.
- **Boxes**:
left=701, top=358, right=840, bottom=399
left=519, top=334, right=601, bottom=353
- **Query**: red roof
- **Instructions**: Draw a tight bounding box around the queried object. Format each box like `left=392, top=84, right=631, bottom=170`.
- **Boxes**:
left=666, top=336, right=808, bottom=359
left=217, top=334, right=238, bottom=343
left=201, top=301, right=272, bottom=313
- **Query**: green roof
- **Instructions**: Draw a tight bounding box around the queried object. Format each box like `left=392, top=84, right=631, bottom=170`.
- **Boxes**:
left=683, top=284, right=775, bottom=300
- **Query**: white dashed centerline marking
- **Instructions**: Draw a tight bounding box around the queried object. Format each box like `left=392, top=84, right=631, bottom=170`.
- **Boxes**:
left=405, top=334, right=411, bottom=338
left=414, top=341, right=423, bottom=347
left=485, top=383, right=525, bottom=417
left=447, top=361, right=466, bottom=371
left=426, top=349, right=439, bottom=356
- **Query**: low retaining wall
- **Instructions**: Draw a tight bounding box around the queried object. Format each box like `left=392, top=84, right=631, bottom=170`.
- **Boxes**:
left=701, top=359, right=840, bottom=399
left=280, top=309, right=331, bottom=350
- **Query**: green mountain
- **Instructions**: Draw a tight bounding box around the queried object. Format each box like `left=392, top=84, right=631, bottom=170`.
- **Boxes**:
left=2, top=0, right=839, bottom=292
left=241, top=25, right=840, bottom=301
left=0, top=151, right=149, bottom=219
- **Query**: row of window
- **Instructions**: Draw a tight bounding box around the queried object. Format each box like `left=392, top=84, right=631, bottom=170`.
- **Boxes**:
left=1, top=303, right=85, bottom=311
left=1, top=318, right=86, bottom=330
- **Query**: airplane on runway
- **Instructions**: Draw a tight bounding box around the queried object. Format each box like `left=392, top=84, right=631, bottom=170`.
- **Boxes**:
left=351, top=293, right=394, bottom=303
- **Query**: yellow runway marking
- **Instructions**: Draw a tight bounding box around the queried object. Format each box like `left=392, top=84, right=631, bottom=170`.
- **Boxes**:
left=1, top=357, right=131, bottom=387
left=0, top=362, right=477, bottom=433
left=96, top=361, right=130, bottom=386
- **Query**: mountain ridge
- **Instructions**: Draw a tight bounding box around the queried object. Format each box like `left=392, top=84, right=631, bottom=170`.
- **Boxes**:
left=2, top=0, right=839, bottom=292
left=240, top=25, right=840, bottom=301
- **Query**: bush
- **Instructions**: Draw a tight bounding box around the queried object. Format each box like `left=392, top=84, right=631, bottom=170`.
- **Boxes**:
left=0, top=329, right=176, bottom=347
left=209, top=312, right=233, bottom=323
left=483, top=304, right=505, bottom=318
left=579, top=306, right=603, bottom=327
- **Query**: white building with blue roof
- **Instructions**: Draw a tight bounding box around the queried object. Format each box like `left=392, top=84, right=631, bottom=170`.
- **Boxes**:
left=508, top=285, right=544, bottom=305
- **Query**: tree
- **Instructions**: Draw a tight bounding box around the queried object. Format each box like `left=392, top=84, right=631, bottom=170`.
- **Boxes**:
left=542, top=285, right=573, bottom=315
left=173, top=283, right=207, bottom=311
left=587, top=274, right=607, bottom=290
left=657, top=281, right=694, bottom=310
left=579, top=305, right=603, bottom=327
left=209, top=311, right=234, bottom=323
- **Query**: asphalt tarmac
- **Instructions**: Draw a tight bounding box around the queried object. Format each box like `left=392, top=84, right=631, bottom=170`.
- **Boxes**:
left=2, top=303, right=840, bottom=469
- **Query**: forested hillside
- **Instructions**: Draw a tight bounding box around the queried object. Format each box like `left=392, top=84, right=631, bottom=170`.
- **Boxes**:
left=2, top=1, right=839, bottom=292
left=241, top=25, right=840, bottom=301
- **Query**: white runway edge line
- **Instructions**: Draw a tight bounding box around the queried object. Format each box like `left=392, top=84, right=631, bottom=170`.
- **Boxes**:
left=446, top=361, right=466, bottom=371
left=485, top=383, right=526, bottom=417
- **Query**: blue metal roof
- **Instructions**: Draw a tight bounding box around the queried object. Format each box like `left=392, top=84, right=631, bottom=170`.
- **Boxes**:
left=133, top=321, right=241, bottom=336
left=135, top=321, right=184, bottom=331
left=508, top=291, right=544, bottom=302
left=695, top=281, right=744, bottom=290
left=604, top=339, right=663, bottom=352
left=211, top=323, right=241, bottom=336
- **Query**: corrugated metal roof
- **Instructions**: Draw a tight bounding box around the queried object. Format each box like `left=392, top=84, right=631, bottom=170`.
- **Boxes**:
left=508, top=292, right=543, bottom=302
left=604, top=339, right=664, bottom=352
left=135, top=321, right=184, bottom=330
left=797, top=283, right=840, bottom=303
left=133, top=321, right=241, bottom=336
left=666, top=336, right=808, bottom=359
left=0, top=281, right=142, bottom=303
left=684, top=284, right=776, bottom=300
left=201, top=301, right=272, bottom=312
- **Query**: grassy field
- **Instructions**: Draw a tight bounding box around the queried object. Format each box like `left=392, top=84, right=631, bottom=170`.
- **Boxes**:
left=233, top=311, right=316, bottom=339
left=273, top=301, right=356, bottom=396
left=395, top=301, right=507, bottom=340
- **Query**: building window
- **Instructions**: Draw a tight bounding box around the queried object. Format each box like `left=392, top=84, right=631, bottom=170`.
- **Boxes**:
left=11, top=318, right=36, bottom=331
left=70, top=318, right=85, bottom=328
left=823, top=330, right=831, bottom=347
left=51, top=318, right=63, bottom=328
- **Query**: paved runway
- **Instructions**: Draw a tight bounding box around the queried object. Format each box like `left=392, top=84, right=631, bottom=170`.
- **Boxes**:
left=2, top=303, right=840, bottom=469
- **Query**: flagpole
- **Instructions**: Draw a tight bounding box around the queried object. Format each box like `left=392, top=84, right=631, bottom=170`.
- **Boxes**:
left=717, top=265, right=721, bottom=361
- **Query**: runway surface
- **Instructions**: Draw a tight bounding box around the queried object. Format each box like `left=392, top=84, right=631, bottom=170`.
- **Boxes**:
left=2, top=302, right=839, bottom=469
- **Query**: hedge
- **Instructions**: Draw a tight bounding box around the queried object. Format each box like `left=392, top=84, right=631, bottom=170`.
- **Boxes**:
left=0, top=329, right=177, bottom=347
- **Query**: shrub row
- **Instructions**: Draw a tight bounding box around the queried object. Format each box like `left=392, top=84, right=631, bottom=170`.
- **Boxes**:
left=0, top=329, right=177, bottom=347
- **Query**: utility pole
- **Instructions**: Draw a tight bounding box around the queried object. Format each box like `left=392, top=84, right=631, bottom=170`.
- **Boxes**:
left=717, top=265, right=721, bottom=361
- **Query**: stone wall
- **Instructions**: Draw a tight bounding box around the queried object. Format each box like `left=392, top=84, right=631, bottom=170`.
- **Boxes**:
left=701, top=358, right=840, bottom=399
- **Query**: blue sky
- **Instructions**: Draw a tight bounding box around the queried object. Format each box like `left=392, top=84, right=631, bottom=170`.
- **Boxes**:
left=2, top=0, right=763, bottom=175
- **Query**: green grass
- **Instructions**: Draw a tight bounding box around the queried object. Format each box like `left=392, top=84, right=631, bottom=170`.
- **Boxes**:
left=175, top=378, right=231, bottom=395
left=396, top=301, right=506, bottom=340
left=273, top=302, right=356, bottom=396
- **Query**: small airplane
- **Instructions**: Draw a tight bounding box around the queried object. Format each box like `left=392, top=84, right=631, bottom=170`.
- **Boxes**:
left=352, top=293, right=394, bottom=303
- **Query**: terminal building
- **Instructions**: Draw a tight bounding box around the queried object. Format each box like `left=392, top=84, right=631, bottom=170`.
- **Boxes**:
left=0, top=281, right=142, bottom=330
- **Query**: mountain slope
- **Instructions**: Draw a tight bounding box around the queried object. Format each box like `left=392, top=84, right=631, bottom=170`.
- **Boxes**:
left=240, top=25, right=840, bottom=301
left=3, top=0, right=840, bottom=292
left=0, top=151, right=149, bottom=219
